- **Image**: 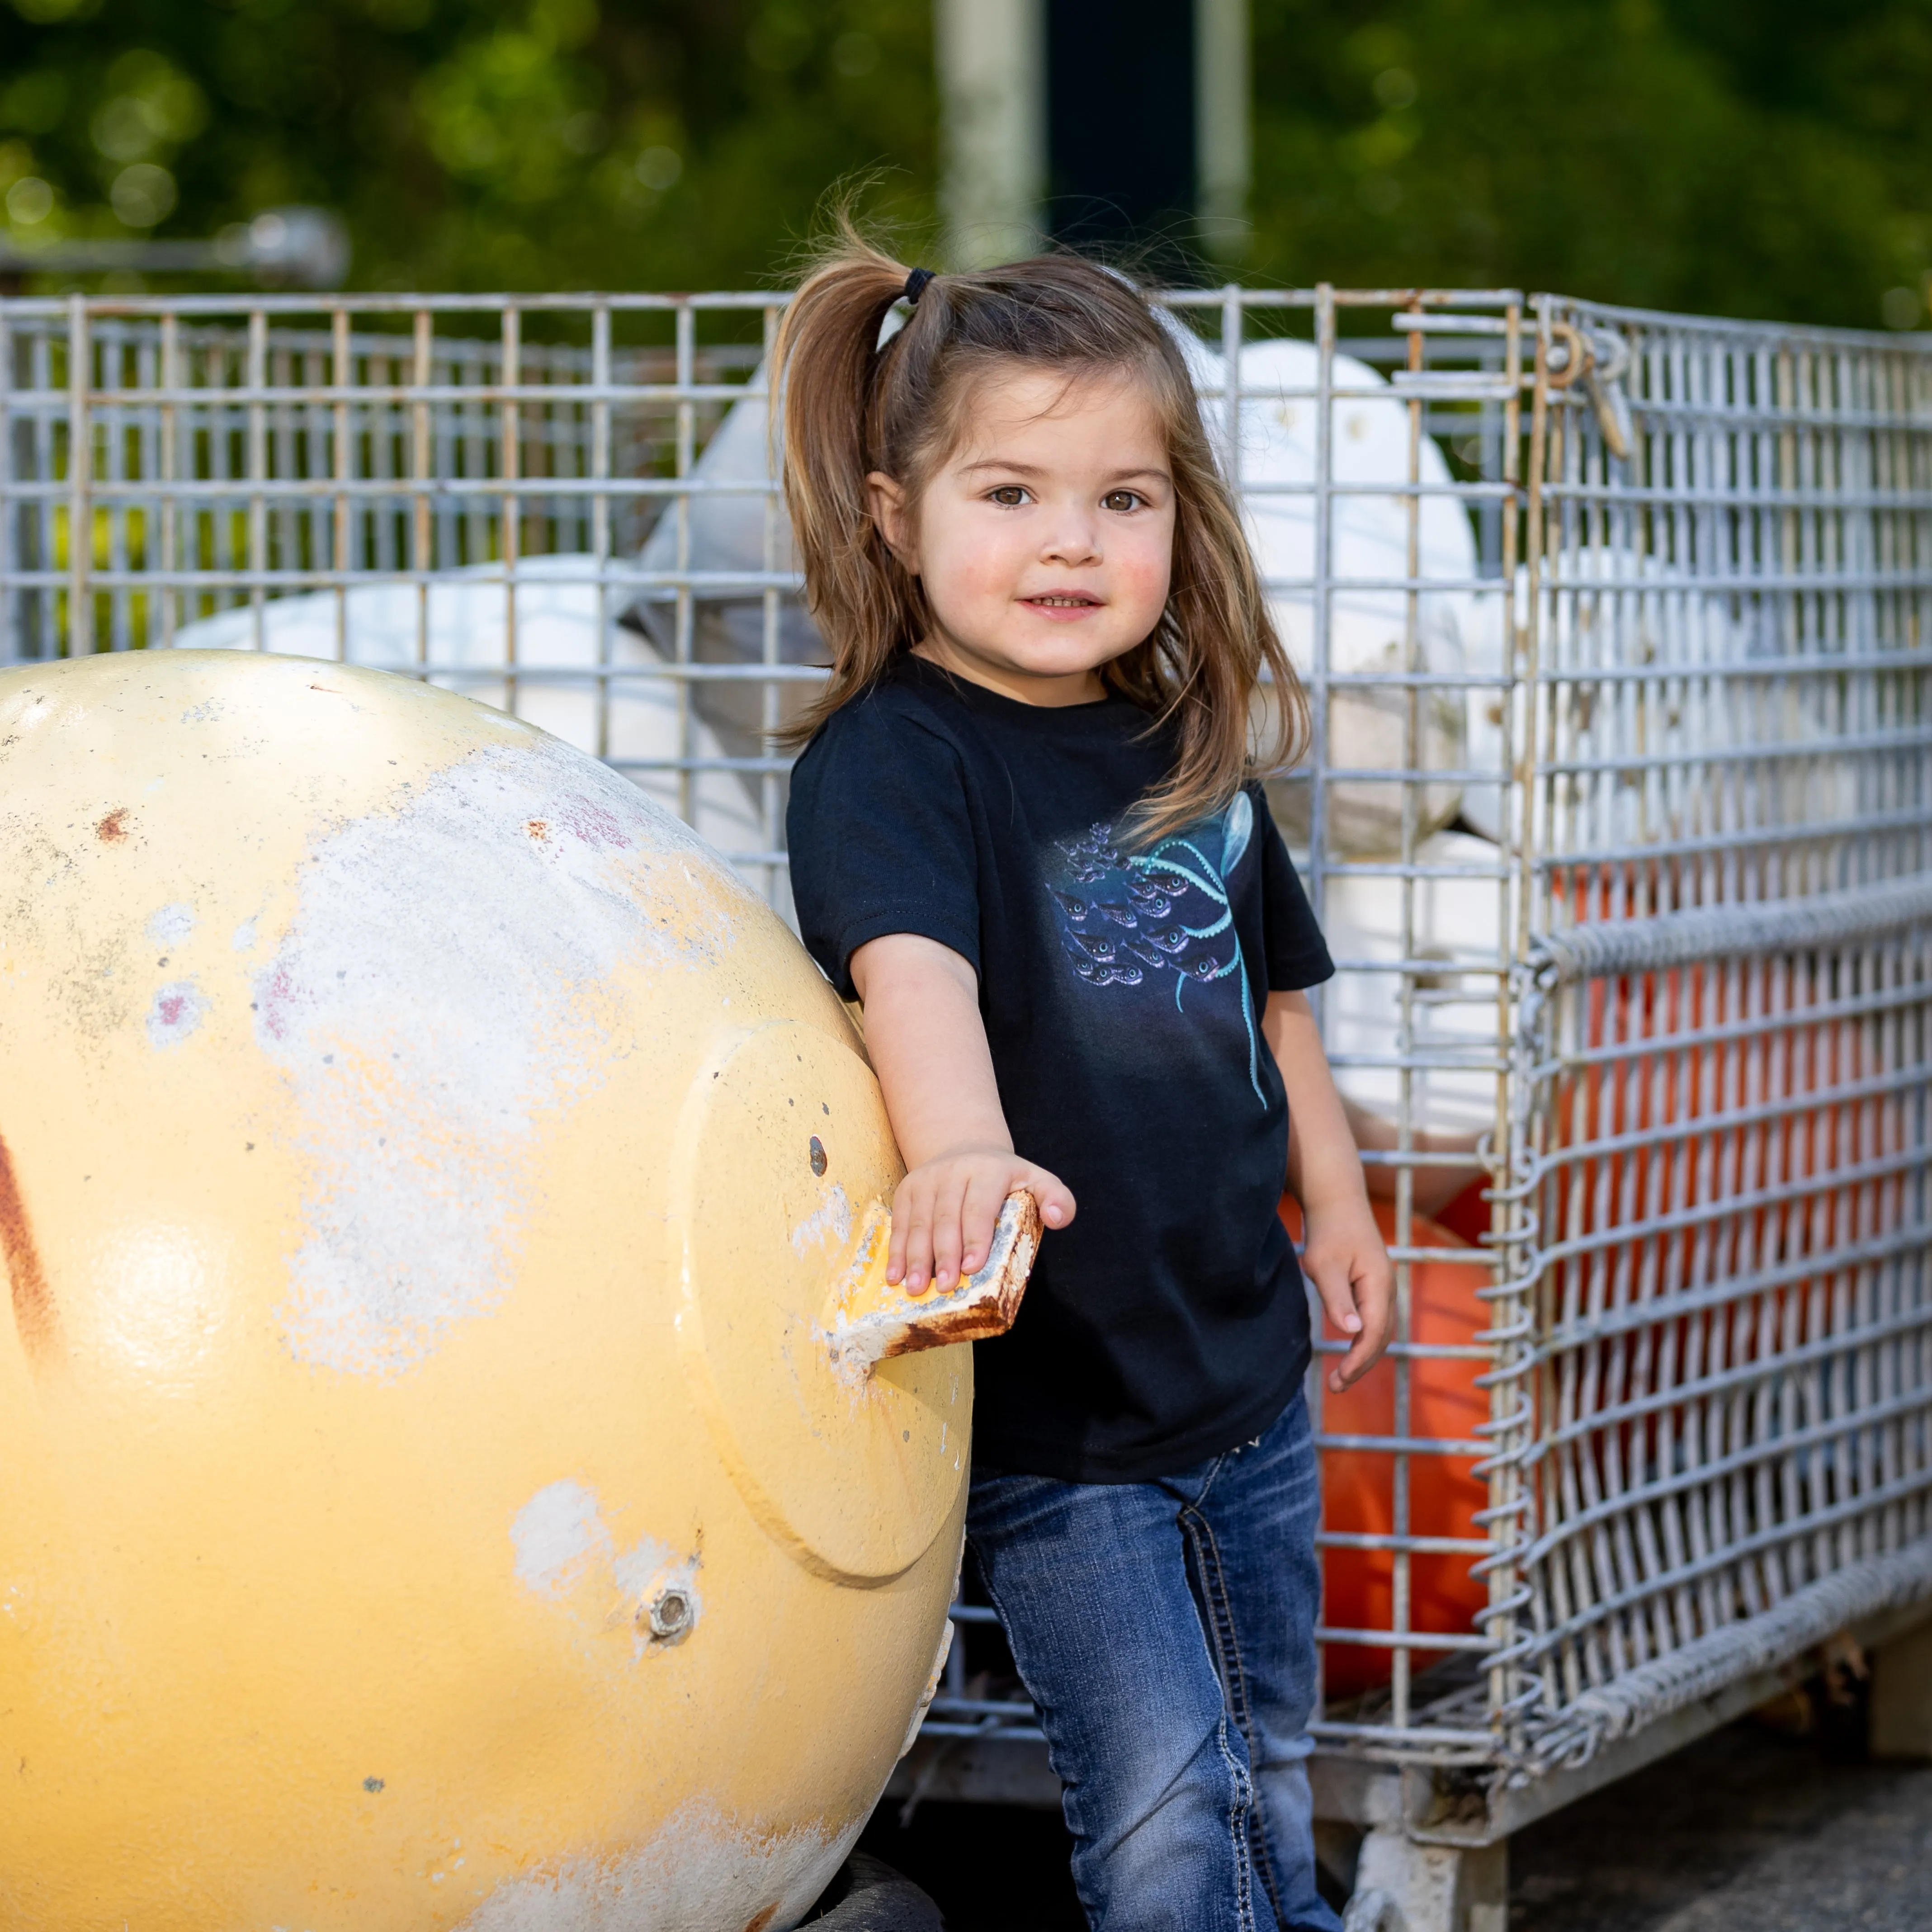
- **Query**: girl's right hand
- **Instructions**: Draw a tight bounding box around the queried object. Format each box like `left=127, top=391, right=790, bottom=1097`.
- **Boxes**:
left=846, top=932, right=1071, bottom=1295
left=888, top=1146, right=1075, bottom=1295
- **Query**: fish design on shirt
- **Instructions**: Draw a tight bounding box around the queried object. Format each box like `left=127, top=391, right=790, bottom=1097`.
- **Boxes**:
left=1045, top=791, right=1266, bottom=1105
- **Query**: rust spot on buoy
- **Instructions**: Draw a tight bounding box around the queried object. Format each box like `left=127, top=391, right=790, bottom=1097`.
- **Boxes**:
left=96, top=808, right=129, bottom=842
left=742, top=1908, right=779, bottom=1932
left=0, top=1133, right=58, bottom=1366
left=553, top=796, right=628, bottom=849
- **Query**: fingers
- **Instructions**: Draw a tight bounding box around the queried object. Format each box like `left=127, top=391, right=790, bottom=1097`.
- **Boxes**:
left=1323, top=1250, right=1395, bottom=1393
left=888, top=1170, right=937, bottom=1295
left=1330, top=1327, right=1381, bottom=1393
left=888, top=1161, right=990, bottom=1294
left=1019, top=1165, right=1077, bottom=1230
left=955, top=1167, right=1008, bottom=1282
left=1314, top=1254, right=1374, bottom=1394
left=951, top=1162, right=1073, bottom=1279
left=887, top=1154, right=1075, bottom=1297
left=929, top=1173, right=966, bottom=1292
left=1306, top=1252, right=1365, bottom=1344
left=887, top=1175, right=911, bottom=1286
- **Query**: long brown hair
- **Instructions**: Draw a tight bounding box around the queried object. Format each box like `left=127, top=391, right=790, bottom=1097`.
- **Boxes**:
left=772, top=220, right=1306, bottom=842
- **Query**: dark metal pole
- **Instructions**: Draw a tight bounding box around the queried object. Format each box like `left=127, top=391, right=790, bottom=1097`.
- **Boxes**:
left=1044, top=0, right=1197, bottom=268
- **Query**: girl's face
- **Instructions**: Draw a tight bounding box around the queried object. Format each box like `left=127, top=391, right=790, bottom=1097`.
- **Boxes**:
left=867, top=365, right=1176, bottom=707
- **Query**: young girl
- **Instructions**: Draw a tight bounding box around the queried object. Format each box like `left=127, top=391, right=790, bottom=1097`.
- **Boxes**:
left=777, top=235, right=1394, bottom=1932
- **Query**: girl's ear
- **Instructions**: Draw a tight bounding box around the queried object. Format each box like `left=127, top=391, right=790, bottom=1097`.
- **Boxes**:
left=866, top=472, right=915, bottom=570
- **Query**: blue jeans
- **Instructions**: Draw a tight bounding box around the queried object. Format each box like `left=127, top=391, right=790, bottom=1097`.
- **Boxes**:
left=967, top=1392, right=1342, bottom=1932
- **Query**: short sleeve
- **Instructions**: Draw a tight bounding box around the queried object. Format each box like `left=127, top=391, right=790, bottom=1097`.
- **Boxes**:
left=1255, top=789, right=1334, bottom=991
left=786, top=692, right=983, bottom=999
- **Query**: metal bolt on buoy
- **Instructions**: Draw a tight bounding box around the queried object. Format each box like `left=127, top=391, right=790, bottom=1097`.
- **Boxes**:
left=647, top=1587, right=695, bottom=1643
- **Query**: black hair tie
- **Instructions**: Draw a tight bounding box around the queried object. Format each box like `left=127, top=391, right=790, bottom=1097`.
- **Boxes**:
left=902, top=267, right=935, bottom=306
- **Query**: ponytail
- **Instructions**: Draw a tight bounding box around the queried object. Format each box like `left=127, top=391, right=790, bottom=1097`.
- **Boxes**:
left=770, top=227, right=932, bottom=736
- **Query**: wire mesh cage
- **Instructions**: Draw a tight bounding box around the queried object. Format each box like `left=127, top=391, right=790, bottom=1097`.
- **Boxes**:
left=3, top=285, right=1928, bottom=1810
left=1491, top=297, right=1932, bottom=1784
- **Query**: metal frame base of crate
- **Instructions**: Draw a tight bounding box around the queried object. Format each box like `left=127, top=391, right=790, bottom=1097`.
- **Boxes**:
left=885, top=1540, right=1932, bottom=1930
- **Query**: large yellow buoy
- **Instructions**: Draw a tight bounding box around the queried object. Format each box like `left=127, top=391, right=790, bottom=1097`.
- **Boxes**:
left=0, top=652, right=967, bottom=1931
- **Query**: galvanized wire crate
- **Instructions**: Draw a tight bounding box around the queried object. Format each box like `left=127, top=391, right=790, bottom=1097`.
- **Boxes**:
left=1487, top=297, right=1932, bottom=1797
left=4, top=287, right=1929, bottom=1852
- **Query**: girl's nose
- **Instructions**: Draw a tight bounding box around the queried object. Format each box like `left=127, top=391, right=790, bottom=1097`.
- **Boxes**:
left=1040, top=516, right=1101, bottom=567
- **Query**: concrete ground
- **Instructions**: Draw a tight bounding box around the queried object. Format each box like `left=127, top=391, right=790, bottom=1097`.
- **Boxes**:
left=855, top=1715, right=1932, bottom=1930
left=1510, top=1718, right=1932, bottom=1932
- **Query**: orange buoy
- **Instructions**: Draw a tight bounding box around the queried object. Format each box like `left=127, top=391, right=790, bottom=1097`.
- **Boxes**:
left=1284, top=1196, right=1489, bottom=1700
left=1545, top=908, right=1869, bottom=1289
left=1299, top=868, right=1882, bottom=1708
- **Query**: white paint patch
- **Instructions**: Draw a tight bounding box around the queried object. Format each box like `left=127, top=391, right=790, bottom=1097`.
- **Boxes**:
left=453, top=1801, right=855, bottom=1932
left=230, top=916, right=258, bottom=952
left=789, top=1183, right=851, bottom=1258
left=256, top=735, right=755, bottom=1376
left=510, top=1481, right=702, bottom=1654
left=511, top=1479, right=611, bottom=1597
left=146, top=978, right=208, bottom=1048
left=609, top=1531, right=675, bottom=1601
left=146, top=901, right=196, bottom=945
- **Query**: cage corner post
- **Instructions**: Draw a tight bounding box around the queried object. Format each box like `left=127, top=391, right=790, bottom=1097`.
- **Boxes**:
left=1346, top=1824, right=1507, bottom=1932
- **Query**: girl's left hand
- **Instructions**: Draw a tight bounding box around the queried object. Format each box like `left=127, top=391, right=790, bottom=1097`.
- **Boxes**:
left=1300, top=1194, right=1395, bottom=1393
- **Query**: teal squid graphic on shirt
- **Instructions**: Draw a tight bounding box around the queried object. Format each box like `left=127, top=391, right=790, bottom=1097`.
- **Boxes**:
left=1047, top=790, right=1266, bottom=1106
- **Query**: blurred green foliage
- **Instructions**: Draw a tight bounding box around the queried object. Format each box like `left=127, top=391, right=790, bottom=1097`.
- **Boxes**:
left=1, top=0, right=1928, bottom=329
left=1252, top=0, right=1932, bottom=329
left=0, top=0, right=938, bottom=293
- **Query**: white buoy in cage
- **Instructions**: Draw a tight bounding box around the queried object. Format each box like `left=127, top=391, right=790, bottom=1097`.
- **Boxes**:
left=1457, top=547, right=1847, bottom=853
left=170, top=557, right=766, bottom=860
left=629, top=388, right=820, bottom=670
left=1197, top=334, right=1481, bottom=857
left=1318, top=829, right=1504, bottom=1140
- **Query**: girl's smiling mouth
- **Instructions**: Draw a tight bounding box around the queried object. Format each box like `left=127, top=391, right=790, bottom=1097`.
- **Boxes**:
left=1022, top=592, right=1102, bottom=611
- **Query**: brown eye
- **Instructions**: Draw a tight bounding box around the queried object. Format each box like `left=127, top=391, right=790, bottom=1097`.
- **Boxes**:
left=1102, top=490, right=1142, bottom=513
left=989, top=485, right=1028, bottom=506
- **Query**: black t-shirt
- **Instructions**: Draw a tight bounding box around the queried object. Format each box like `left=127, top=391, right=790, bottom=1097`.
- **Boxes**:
left=787, top=655, right=1334, bottom=1483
